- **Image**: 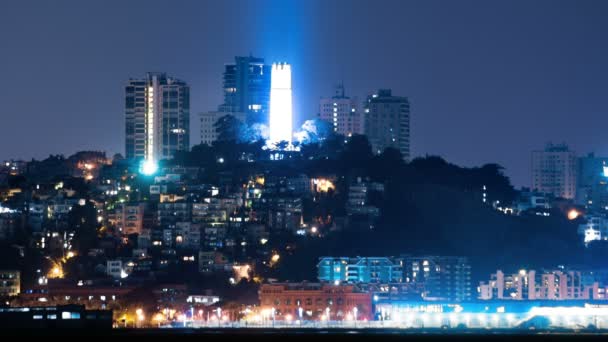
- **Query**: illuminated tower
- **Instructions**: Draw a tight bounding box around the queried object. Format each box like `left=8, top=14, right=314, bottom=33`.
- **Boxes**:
left=125, top=73, right=190, bottom=170
left=269, top=63, right=293, bottom=145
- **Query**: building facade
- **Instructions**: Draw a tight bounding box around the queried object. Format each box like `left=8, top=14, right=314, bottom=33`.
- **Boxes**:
left=113, top=203, right=150, bottom=236
left=478, top=269, right=608, bottom=300
left=364, top=89, right=410, bottom=160
left=577, top=214, right=608, bottom=244
left=220, top=56, right=271, bottom=125
left=402, top=256, right=472, bottom=302
left=531, top=143, right=577, bottom=199
left=0, top=270, right=20, bottom=297
left=319, top=84, right=362, bottom=137
left=576, top=153, right=608, bottom=211
left=258, top=282, right=372, bottom=320
left=125, top=72, right=190, bottom=161
left=317, top=257, right=403, bottom=284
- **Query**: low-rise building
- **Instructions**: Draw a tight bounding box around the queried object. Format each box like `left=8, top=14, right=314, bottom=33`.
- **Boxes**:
left=0, top=270, right=20, bottom=297
left=258, top=282, right=372, bottom=321
left=478, top=268, right=608, bottom=300
left=401, top=256, right=472, bottom=302
left=317, top=257, right=402, bottom=284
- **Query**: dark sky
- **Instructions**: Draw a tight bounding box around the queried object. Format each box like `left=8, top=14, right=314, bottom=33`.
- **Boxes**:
left=1, top=0, right=607, bottom=187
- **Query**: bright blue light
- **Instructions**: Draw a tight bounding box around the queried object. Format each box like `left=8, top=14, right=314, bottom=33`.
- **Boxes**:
left=140, top=159, right=158, bottom=176
left=603, top=166, right=608, bottom=177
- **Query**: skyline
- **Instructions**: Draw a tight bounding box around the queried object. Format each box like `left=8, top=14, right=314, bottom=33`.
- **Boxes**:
left=1, top=0, right=608, bottom=188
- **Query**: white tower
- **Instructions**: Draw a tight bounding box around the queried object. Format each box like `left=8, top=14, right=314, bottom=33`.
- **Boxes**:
left=269, top=63, right=293, bottom=145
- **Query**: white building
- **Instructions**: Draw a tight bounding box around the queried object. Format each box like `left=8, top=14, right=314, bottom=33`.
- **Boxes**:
left=319, top=84, right=362, bottom=137
left=531, top=143, right=577, bottom=199
left=479, top=269, right=604, bottom=300
left=106, top=260, right=124, bottom=279
left=577, top=214, right=608, bottom=245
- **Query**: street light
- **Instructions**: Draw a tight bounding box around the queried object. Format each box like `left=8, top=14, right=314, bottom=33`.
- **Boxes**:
left=326, top=307, right=330, bottom=325
left=271, top=307, right=276, bottom=327
left=353, top=307, right=358, bottom=327
left=217, top=308, right=222, bottom=327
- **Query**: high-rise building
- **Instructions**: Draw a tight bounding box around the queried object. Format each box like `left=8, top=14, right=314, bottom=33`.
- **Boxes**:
left=220, top=56, right=271, bottom=125
left=199, top=111, right=247, bottom=145
left=125, top=73, right=190, bottom=162
left=269, top=63, right=293, bottom=145
left=364, top=89, right=410, bottom=160
left=576, top=153, right=608, bottom=211
left=531, top=143, right=577, bottom=199
left=319, top=84, right=362, bottom=136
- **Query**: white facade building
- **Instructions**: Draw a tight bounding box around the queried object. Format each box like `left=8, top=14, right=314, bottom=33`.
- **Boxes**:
left=531, top=143, right=577, bottom=199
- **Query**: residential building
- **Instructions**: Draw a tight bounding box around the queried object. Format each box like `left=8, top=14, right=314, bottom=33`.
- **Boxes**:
left=125, top=72, right=190, bottom=161
left=478, top=268, right=606, bottom=300
left=220, top=55, right=271, bottom=125
left=266, top=196, right=303, bottom=232
left=319, top=84, right=362, bottom=136
left=157, top=202, right=191, bottom=226
left=114, top=203, right=149, bottom=236
left=532, top=143, right=577, bottom=199
left=577, top=214, right=608, bottom=244
left=346, top=177, right=383, bottom=218
left=106, top=260, right=124, bottom=279
left=576, top=153, right=608, bottom=211
left=317, top=257, right=403, bottom=284
left=402, top=256, right=472, bottom=302
left=364, top=89, right=410, bottom=159
left=0, top=270, right=20, bottom=297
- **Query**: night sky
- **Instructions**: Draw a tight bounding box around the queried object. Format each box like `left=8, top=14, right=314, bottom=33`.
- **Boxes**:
left=1, top=0, right=607, bottom=187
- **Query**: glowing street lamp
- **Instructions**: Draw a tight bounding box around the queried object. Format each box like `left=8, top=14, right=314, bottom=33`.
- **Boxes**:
left=140, top=159, right=158, bottom=176
left=135, top=308, right=144, bottom=327
left=153, top=313, right=164, bottom=328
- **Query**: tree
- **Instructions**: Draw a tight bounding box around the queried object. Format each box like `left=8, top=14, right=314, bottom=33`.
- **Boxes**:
left=274, top=140, right=289, bottom=151
left=69, top=201, right=99, bottom=255
left=215, top=115, right=246, bottom=142
left=340, top=134, right=373, bottom=170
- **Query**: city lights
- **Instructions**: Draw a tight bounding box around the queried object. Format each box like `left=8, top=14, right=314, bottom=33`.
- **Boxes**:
left=567, top=209, right=581, bottom=220
left=140, top=159, right=158, bottom=175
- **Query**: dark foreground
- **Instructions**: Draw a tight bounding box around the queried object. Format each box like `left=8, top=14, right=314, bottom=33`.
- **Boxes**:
left=3, top=328, right=608, bottom=340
